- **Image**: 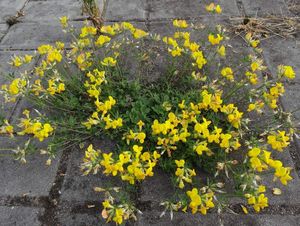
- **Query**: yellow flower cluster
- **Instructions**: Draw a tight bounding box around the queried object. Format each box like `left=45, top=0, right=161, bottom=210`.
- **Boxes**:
left=245, top=33, right=260, bottom=48
left=278, top=65, right=296, bottom=79
left=82, top=68, right=122, bottom=130
left=1, top=78, right=27, bottom=101
left=124, top=129, right=146, bottom=144
left=206, top=3, right=222, bottom=14
left=263, top=82, right=285, bottom=109
left=245, top=186, right=268, bottom=212
left=152, top=90, right=242, bottom=158
left=248, top=147, right=292, bottom=185
left=162, top=21, right=208, bottom=70
left=102, top=199, right=124, bottom=225
left=245, top=71, right=258, bottom=85
left=10, top=54, right=33, bottom=67
left=208, top=33, right=223, bottom=45
left=173, top=19, right=188, bottom=28
left=267, top=130, right=290, bottom=151
left=175, top=159, right=196, bottom=189
left=221, top=67, right=234, bottom=81
left=0, top=120, right=14, bottom=137
left=220, top=103, right=243, bottom=129
left=18, top=110, right=54, bottom=141
left=186, top=188, right=215, bottom=214
left=82, top=144, right=161, bottom=185
left=47, top=79, right=65, bottom=95
left=38, top=44, right=63, bottom=63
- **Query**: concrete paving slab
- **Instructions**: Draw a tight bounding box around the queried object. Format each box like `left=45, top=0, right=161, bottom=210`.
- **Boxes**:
left=105, top=0, right=147, bottom=21
left=241, top=0, right=291, bottom=16
left=22, top=0, right=82, bottom=22
left=221, top=214, right=300, bottom=226
left=148, top=0, right=240, bottom=20
left=60, top=139, right=122, bottom=202
left=137, top=210, right=220, bottom=226
left=0, top=136, right=61, bottom=197
left=0, top=24, right=9, bottom=40
left=139, top=168, right=175, bottom=209
left=0, top=206, right=43, bottom=226
left=0, top=0, right=28, bottom=24
left=261, top=38, right=300, bottom=121
left=0, top=21, right=83, bottom=50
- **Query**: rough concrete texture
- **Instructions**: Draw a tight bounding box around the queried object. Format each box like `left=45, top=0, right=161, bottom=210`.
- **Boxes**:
left=0, top=24, right=8, bottom=40
left=148, top=0, right=240, bottom=19
left=241, top=0, right=291, bottom=16
left=0, top=21, right=83, bottom=50
left=22, top=1, right=83, bottom=22
left=0, top=136, right=61, bottom=197
left=0, top=206, right=43, bottom=226
left=0, top=0, right=28, bottom=23
left=221, top=214, right=300, bottom=226
left=0, top=0, right=299, bottom=225
left=61, top=139, right=122, bottom=202
left=137, top=211, right=220, bottom=226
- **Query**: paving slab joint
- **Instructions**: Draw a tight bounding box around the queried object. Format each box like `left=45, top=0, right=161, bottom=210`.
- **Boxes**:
left=229, top=203, right=300, bottom=215
left=144, top=0, right=151, bottom=30
left=0, top=195, right=48, bottom=208
left=235, top=0, right=246, bottom=16
left=39, top=148, right=72, bottom=225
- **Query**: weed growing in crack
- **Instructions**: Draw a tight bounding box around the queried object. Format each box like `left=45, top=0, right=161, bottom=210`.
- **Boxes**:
left=0, top=2, right=298, bottom=225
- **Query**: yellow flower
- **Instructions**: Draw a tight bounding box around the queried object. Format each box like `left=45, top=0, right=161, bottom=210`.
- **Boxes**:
left=173, top=19, right=188, bottom=28
left=208, top=34, right=223, bottom=45
left=245, top=33, right=260, bottom=48
left=8, top=78, right=26, bottom=95
left=247, top=103, right=256, bottom=112
left=11, top=56, right=22, bottom=67
left=186, top=188, right=202, bottom=214
left=274, top=167, right=293, bottom=185
left=278, top=65, right=295, bottom=79
left=221, top=67, right=234, bottom=81
left=245, top=71, right=258, bottom=84
left=194, top=141, right=210, bottom=155
left=258, top=185, right=266, bottom=193
left=246, top=194, right=268, bottom=212
left=80, top=26, right=97, bottom=38
left=248, top=147, right=261, bottom=157
left=137, top=120, right=144, bottom=131
left=267, top=130, right=290, bottom=151
left=101, top=25, right=117, bottom=35
left=95, top=35, right=111, bottom=46
left=206, top=3, right=222, bottom=14
left=60, top=16, right=68, bottom=28
left=215, top=5, right=222, bottom=14
left=0, top=120, right=14, bottom=137
left=217, top=45, right=226, bottom=56
left=132, top=29, right=148, bottom=39
left=175, top=159, right=185, bottom=168
left=171, top=47, right=183, bottom=57
left=121, top=22, right=135, bottom=32
left=112, top=208, right=124, bottom=225
left=47, top=49, right=62, bottom=63
left=24, top=55, right=33, bottom=64
left=102, top=57, right=117, bottom=67
left=38, top=44, right=53, bottom=55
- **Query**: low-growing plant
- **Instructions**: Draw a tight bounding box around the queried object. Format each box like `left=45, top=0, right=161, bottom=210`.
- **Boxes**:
left=0, top=3, right=298, bottom=225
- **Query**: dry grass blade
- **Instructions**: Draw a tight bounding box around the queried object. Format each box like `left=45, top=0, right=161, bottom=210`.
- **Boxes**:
left=286, top=0, right=300, bottom=15
left=229, top=16, right=300, bottom=39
